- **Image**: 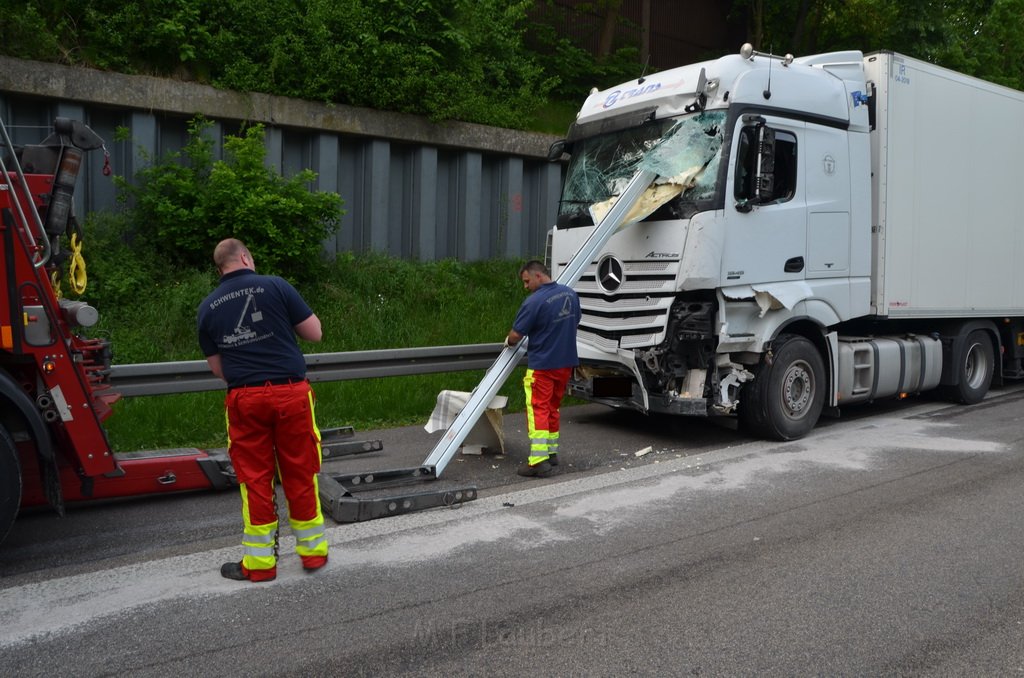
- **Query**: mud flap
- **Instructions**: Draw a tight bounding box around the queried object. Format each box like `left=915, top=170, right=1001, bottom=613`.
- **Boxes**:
left=825, top=331, right=839, bottom=408
left=0, top=370, right=64, bottom=516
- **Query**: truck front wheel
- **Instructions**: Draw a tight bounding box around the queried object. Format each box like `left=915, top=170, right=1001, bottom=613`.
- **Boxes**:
left=0, top=425, right=21, bottom=545
left=943, top=329, right=994, bottom=405
left=739, top=334, right=825, bottom=441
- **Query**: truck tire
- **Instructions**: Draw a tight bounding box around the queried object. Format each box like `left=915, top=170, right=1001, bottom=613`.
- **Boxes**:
left=739, top=334, right=825, bottom=441
left=944, top=329, right=994, bottom=405
left=0, top=426, right=21, bottom=545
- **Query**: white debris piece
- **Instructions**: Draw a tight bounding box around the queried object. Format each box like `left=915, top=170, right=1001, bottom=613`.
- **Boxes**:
left=634, top=446, right=653, bottom=458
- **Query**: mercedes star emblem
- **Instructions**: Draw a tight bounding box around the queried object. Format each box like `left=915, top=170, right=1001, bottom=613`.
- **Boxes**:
left=597, top=256, right=624, bottom=293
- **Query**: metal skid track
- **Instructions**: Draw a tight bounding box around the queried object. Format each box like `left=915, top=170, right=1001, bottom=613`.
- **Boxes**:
left=318, top=472, right=477, bottom=523
left=198, top=419, right=477, bottom=525
left=318, top=433, right=479, bottom=523
left=318, top=466, right=478, bottom=523
left=320, top=425, right=383, bottom=460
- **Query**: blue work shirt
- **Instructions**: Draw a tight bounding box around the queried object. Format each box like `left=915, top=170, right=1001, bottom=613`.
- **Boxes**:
left=512, top=281, right=581, bottom=370
left=197, top=269, right=312, bottom=388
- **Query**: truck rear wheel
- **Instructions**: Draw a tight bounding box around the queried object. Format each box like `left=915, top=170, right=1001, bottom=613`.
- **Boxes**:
left=0, top=426, right=21, bottom=545
left=944, top=329, right=994, bottom=405
left=739, top=334, right=825, bottom=441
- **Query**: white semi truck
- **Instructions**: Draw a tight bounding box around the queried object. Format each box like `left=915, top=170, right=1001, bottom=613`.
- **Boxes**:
left=547, top=44, right=1024, bottom=440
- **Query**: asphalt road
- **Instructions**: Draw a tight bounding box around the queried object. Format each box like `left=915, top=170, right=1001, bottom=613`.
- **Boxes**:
left=2, top=389, right=1024, bottom=676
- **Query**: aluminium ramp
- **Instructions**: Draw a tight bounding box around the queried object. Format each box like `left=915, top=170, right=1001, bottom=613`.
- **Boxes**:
left=421, top=168, right=659, bottom=477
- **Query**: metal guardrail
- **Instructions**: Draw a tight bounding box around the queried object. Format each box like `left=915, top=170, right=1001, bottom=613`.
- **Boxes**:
left=108, top=343, right=508, bottom=397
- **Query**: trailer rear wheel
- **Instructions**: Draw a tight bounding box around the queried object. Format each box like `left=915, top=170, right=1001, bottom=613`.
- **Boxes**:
left=739, top=334, right=825, bottom=441
left=0, top=426, right=21, bottom=545
left=944, top=329, right=994, bottom=405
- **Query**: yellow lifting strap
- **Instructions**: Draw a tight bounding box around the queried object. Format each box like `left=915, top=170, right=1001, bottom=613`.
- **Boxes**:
left=68, top=231, right=87, bottom=295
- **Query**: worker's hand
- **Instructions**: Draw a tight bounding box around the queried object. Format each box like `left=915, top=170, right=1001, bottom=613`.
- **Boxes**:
left=503, top=337, right=512, bottom=349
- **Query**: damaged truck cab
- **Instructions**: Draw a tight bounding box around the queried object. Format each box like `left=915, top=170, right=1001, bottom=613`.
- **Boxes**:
left=550, top=45, right=1024, bottom=440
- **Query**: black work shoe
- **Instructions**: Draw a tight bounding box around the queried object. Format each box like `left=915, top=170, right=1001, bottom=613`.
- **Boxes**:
left=220, top=561, right=276, bottom=582
left=221, top=561, right=247, bottom=581
left=548, top=453, right=559, bottom=466
left=517, top=460, right=553, bottom=477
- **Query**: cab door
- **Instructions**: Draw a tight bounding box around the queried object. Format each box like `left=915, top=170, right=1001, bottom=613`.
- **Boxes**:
left=722, top=116, right=806, bottom=286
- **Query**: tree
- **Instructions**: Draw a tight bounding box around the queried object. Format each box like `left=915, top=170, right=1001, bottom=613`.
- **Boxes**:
left=956, top=0, right=1024, bottom=90
left=526, top=0, right=643, bottom=101
left=729, top=0, right=1023, bottom=91
left=596, top=0, right=625, bottom=59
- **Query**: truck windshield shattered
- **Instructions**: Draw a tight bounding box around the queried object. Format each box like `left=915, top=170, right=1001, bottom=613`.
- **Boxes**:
left=557, top=110, right=725, bottom=228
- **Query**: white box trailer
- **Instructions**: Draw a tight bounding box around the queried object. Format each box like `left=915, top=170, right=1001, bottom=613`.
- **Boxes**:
left=547, top=45, right=1024, bottom=440
left=867, top=52, right=1024, bottom=318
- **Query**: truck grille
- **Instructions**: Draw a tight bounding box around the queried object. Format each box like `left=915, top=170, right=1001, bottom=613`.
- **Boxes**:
left=575, top=259, right=678, bottom=350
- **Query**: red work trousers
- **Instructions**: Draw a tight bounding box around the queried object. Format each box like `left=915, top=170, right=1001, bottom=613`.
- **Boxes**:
left=225, top=380, right=327, bottom=573
left=524, top=367, right=572, bottom=465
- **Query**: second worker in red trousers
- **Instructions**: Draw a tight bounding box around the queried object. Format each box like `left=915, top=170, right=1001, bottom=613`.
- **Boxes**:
left=505, top=260, right=582, bottom=478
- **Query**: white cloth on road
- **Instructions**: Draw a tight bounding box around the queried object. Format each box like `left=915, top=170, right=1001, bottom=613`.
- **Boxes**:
left=424, top=390, right=508, bottom=454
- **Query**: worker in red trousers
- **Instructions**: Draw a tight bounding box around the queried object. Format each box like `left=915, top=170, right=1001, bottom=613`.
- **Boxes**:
left=505, top=260, right=581, bottom=478
left=197, top=238, right=328, bottom=582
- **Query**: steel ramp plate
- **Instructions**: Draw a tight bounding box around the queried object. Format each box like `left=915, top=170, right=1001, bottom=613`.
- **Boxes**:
left=318, top=472, right=477, bottom=522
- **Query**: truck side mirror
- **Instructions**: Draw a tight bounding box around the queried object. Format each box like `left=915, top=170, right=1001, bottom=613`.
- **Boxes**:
left=755, top=125, right=776, bottom=201
left=547, top=140, right=568, bottom=162
left=734, top=122, right=778, bottom=211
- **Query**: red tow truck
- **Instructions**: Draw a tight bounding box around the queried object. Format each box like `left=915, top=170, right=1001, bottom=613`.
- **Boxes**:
left=0, top=116, right=241, bottom=543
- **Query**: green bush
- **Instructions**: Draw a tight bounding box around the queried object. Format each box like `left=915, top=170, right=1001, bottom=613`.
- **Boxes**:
left=0, top=0, right=563, bottom=129
left=77, top=210, right=162, bottom=311
left=209, top=0, right=555, bottom=128
left=115, top=117, right=343, bottom=279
